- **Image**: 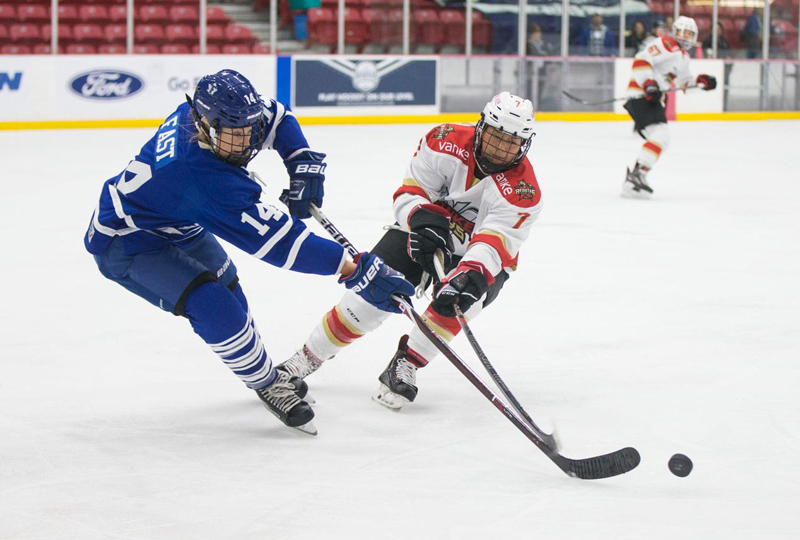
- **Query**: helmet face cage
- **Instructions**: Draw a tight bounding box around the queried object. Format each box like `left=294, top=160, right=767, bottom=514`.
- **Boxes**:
left=473, top=118, right=532, bottom=175
left=673, top=16, right=698, bottom=51
left=190, top=70, right=267, bottom=167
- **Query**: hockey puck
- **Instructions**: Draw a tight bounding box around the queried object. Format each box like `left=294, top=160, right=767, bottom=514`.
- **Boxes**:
left=668, top=454, right=693, bottom=477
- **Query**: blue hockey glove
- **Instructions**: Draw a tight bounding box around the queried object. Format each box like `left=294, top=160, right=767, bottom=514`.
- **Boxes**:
left=339, top=253, right=415, bottom=314
left=280, top=150, right=326, bottom=219
left=432, top=261, right=493, bottom=317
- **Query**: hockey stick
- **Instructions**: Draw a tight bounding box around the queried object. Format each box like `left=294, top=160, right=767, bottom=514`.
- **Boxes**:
left=562, top=84, right=700, bottom=106
left=432, top=256, right=560, bottom=451
left=309, top=204, right=640, bottom=480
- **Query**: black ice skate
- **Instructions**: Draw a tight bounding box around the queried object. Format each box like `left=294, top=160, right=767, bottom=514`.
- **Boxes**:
left=373, top=335, right=419, bottom=411
left=622, top=165, right=653, bottom=199
left=255, top=370, right=317, bottom=435
left=276, top=346, right=325, bottom=404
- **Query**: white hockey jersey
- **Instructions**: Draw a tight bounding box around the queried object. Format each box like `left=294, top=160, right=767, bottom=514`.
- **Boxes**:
left=627, top=35, right=694, bottom=98
left=393, top=123, right=542, bottom=278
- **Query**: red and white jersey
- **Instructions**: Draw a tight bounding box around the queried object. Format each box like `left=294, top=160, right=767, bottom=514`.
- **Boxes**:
left=627, top=36, right=694, bottom=98
left=393, top=123, right=542, bottom=278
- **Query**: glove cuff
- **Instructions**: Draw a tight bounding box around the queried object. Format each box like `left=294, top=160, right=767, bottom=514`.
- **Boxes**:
left=408, top=203, right=450, bottom=228
left=455, top=260, right=495, bottom=286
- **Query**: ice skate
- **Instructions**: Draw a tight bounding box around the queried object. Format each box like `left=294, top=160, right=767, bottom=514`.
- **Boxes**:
left=276, top=345, right=325, bottom=404
left=255, top=370, right=317, bottom=435
left=622, top=165, right=653, bottom=199
left=372, top=335, right=418, bottom=411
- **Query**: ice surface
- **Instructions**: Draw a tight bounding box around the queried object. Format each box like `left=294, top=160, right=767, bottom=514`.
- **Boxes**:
left=1, top=120, right=799, bottom=539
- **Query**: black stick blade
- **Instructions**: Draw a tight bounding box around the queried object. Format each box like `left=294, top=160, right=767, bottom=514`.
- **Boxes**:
left=561, top=447, right=641, bottom=480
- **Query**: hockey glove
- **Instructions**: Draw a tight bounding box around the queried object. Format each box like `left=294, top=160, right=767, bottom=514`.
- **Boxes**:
left=432, top=261, right=494, bottom=318
left=280, top=151, right=327, bottom=219
left=407, top=204, right=455, bottom=276
left=340, top=253, right=415, bottom=314
left=696, top=74, right=717, bottom=91
left=643, top=79, right=662, bottom=102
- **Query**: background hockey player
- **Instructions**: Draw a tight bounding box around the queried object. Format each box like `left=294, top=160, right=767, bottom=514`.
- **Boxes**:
left=84, top=70, right=414, bottom=435
left=623, top=16, right=717, bottom=198
left=278, top=92, right=542, bottom=410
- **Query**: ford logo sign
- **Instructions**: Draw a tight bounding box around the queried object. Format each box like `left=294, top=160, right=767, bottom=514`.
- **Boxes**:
left=69, top=70, right=144, bottom=100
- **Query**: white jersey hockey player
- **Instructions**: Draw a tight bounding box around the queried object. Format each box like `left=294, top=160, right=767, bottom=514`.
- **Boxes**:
left=622, top=16, right=717, bottom=198
left=278, top=92, right=542, bottom=410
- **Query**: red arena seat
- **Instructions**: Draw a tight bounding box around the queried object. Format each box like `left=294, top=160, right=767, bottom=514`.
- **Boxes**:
left=252, top=43, right=271, bottom=53
left=109, top=5, right=127, bottom=23
left=307, top=8, right=336, bottom=46
left=41, top=24, right=74, bottom=43
left=169, top=6, right=199, bottom=25
left=472, top=10, right=492, bottom=49
left=161, top=43, right=191, bottom=54
left=204, top=24, right=226, bottom=44
left=79, top=5, right=110, bottom=24
left=10, top=23, right=41, bottom=43
left=439, top=10, right=466, bottom=47
left=72, top=23, right=104, bottom=44
left=206, top=7, right=230, bottom=27
left=57, top=5, right=81, bottom=24
left=104, top=24, right=127, bottom=44
left=0, top=24, right=8, bottom=43
left=361, top=9, right=389, bottom=45
left=343, top=8, right=366, bottom=47
left=98, top=43, right=126, bottom=53
left=1, top=43, right=32, bottom=54
left=0, top=5, right=16, bottom=25
left=66, top=43, right=97, bottom=54
left=134, top=24, right=165, bottom=46
left=139, top=5, right=170, bottom=26
left=34, top=43, right=64, bottom=54
left=165, top=24, right=196, bottom=45
left=412, top=9, right=443, bottom=46
left=17, top=4, right=50, bottom=24
left=225, top=24, right=256, bottom=44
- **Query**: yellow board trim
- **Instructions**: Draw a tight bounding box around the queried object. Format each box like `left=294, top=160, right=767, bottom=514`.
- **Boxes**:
left=2, top=111, right=799, bottom=131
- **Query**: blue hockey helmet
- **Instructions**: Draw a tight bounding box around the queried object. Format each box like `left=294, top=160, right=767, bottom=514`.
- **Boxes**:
left=188, top=69, right=267, bottom=167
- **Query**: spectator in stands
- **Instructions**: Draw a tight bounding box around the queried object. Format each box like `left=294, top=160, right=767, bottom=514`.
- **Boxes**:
left=665, top=16, right=674, bottom=34
left=652, top=20, right=667, bottom=38
left=527, top=23, right=554, bottom=56
left=742, top=7, right=762, bottom=58
left=577, top=13, right=615, bottom=56
left=703, top=21, right=731, bottom=58
left=625, top=20, right=649, bottom=55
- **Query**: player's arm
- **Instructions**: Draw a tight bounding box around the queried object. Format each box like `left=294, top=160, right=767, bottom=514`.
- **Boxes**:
left=393, top=133, right=455, bottom=229
left=431, top=179, right=542, bottom=317
left=630, top=47, right=661, bottom=101
left=682, top=60, right=717, bottom=92
left=261, top=99, right=327, bottom=220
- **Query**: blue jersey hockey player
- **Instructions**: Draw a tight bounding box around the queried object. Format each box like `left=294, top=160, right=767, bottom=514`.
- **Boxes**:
left=84, top=69, right=414, bottom=435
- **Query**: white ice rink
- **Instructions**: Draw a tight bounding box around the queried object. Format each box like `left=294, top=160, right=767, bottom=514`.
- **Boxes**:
left=1, top=120, right=799, bottom=540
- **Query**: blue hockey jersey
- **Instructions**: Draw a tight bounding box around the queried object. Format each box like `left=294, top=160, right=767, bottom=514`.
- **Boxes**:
left=84, top=101, right=345, bottom=276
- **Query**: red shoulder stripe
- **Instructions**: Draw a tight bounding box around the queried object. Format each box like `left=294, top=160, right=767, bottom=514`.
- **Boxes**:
left=393, top=185, right=430, bottom=202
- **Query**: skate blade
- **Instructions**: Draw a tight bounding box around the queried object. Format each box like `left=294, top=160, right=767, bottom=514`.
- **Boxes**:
left=621, top=184, right=652, bottom=200
left=292, top=420, right=318, bottom=436
left=372, top=383, right=407, bottom=411
left=304, top=392, right=316, bottom=405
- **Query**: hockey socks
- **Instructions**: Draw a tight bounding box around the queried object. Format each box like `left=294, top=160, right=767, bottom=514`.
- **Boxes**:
left=184, top=282, right=276, bottom=390
left=304, top=290, right=392, bottom=361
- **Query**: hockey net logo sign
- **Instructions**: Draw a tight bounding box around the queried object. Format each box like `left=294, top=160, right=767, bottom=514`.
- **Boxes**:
left=294, top=57, right=437, bottom=108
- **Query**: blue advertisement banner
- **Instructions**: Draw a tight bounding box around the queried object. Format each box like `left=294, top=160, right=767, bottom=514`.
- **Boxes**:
left=294, top=57, right=437, bottom=108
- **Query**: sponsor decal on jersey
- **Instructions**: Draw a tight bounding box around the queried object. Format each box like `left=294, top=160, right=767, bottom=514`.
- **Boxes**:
left=514, top=180, right=537, bottom=202
left=69, top=70, right=144, bottom=100
left=436, top=141, right=470, bottom=163
left=155, top=114, right=179, bottom=168
left=0, top=72, right=22, bottom=92
left=495, top=173, right=513, bottom=197
left=432, top=124, right=455, bottom=140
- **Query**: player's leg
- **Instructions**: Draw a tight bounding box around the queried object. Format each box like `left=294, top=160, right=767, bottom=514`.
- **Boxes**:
left=93, top=236, right=315, bottom=433
left=279, top=227, right=425, bottom=379
left=374, top=269, right=511, bottom=410
left=623, top=98, right=669, bottom=198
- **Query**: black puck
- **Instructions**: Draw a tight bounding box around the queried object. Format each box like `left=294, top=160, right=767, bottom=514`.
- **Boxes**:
left=668, top=453, right=693, bottom=477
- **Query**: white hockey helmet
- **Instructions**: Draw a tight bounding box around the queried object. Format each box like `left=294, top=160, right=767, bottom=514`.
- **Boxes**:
left=474, top=92, right=536, bottom=175
left=673, top=16, right=698, bottom=51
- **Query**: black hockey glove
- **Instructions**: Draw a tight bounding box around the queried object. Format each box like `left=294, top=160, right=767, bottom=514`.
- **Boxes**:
left=696, top=74, right=717, bottom=91
left=432, top=261, right=493, bottom=318
left=340, top=253, right=415, bottom=314
left=280, top=151, right=326, bottom=219
left=642, top=79, right=662, bottom=102
left=407, top=204, right=454, bottom=276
